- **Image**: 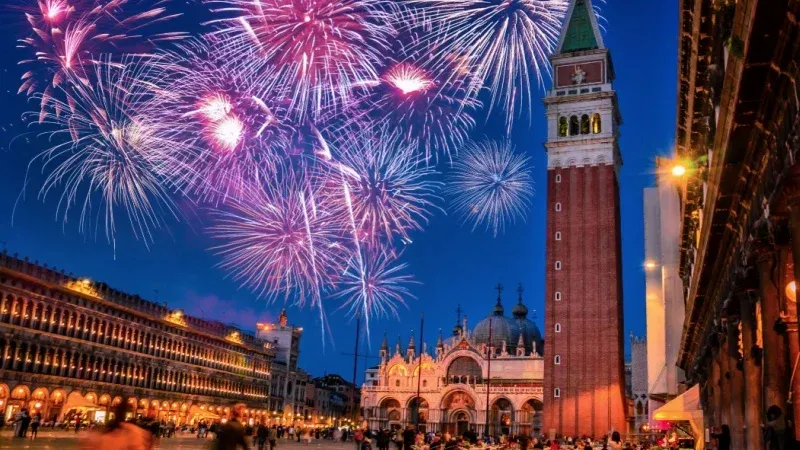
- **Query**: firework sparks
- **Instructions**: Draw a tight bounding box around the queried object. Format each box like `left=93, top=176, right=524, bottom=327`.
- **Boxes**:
left=209, top=169, right=347, bottom=304
left=446, top=139, right=534, bottom=237
left=337, top=250, right=417, bottom=321
left=205, top=0, right=395, bottom=120
left=356, top=61, right=480, bottom=162
left=405, top=0, right=569, bottom=132
left=332, top=129, right=442, bottom=247
left=25, top=56, right=181, bottom=249
left=18, top=0, right=186, bottom=116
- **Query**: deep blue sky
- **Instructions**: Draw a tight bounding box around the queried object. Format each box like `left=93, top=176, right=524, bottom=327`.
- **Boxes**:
left=0, top=1, right=677, bottom=383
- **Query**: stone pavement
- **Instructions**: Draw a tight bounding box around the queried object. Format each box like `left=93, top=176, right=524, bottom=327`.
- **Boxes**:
left=0, top=430, right=358, bottom=450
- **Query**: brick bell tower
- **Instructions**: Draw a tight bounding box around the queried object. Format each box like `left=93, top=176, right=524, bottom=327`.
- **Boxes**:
left=542, top=0, right=626, bottom=439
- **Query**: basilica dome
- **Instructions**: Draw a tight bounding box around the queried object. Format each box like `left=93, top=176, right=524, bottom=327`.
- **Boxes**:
left=472, top=289, right=542, bottom=354
left=472, top=297, right=521, bottom=352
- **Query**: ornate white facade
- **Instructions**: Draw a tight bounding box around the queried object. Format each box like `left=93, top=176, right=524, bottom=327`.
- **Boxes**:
left=361, top=293, right=545, bottom=436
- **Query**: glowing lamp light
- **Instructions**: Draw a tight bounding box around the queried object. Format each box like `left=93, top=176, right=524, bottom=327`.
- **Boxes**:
left=786, top=281, right=797, bottom=302
left=644, top=260, right=657, bottom=270
left=671, top=164, right=687, bottom=177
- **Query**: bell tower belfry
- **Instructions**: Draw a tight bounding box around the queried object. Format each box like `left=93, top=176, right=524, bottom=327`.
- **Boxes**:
left=542, top=0, right=626, bottom=438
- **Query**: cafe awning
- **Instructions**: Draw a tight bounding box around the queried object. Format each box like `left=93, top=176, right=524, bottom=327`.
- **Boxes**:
left=652, top=384, right=704, bottom=450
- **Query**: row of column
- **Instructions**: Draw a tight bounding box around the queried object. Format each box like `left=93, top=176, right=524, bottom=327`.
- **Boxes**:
left=0, top=293, right=269, bottom=376
left=1, top=339, right=270, bottom=400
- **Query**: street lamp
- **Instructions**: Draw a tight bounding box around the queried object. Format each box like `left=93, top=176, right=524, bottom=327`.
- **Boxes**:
left=786, top=281, right=797, bottom=302
left=644, top=260, right=657, bottom=271
left=671, top=164, right=687, bottom=177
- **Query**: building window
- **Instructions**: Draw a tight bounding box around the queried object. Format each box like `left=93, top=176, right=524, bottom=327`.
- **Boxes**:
left=592, top=113, right=602, bottom=134
left=555, top=202, right=562, bottom=212
left=555, top=232, right=561, bottom=241
left=558, top=117, right=568, bottom=137
left=569, top=116, right=579, bottom=136
left=395, top=380, right=400, bottom=387
left=555, top=323, right=561, bottom=333
left=581, top=114, right=590, bottom=134
left=555, top=291, right=562, bottom=301
left=554, top=355, right=561, bottom=365
left=422, top=380, right=427, bottom=387
left=555, top=261, right=562, bottom=270
left=554, top=388, right=560, bottom=398
left=555, top=174, right=561, bottom=183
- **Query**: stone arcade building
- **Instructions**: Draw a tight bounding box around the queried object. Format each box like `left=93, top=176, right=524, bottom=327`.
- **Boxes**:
left=674, top=0, right=800, bottom=449
left=0, top=252, right=275, bottom=426
left=361, top=289, right=545, bottom=436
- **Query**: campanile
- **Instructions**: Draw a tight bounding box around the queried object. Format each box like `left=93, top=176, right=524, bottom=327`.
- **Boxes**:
left=542, top=0, right=626, bottom=438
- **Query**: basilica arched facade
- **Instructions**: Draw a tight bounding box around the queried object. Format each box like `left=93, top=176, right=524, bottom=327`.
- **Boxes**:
left=361, top=293, right=544, bottom=436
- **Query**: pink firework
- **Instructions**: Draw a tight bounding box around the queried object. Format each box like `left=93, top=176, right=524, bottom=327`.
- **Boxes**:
left=205, top=0, right=395, bottom=120
left=25, top=55, right=181, bottom=249
left=356, top=60, right=480, bottom=162
left=336, top=250, right=417, bottom=321
left=332, top=129, right=442, bottom=248
left=17, top=0, right=185, bottom=116
left=209, top=170, right=348, bottom=304
left=139, top=40, right=288, bottom=203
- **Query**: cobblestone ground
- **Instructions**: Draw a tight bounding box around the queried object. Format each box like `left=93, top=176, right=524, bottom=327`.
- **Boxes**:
left=0, top=430, right=357, bottom=450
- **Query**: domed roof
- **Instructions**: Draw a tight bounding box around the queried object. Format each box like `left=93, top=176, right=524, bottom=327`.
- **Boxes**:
left=473, top=285, right=542, bottom=354
left=473, top=296, right=521, bottom=351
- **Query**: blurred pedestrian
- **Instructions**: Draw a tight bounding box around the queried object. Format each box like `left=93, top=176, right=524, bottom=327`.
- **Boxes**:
left=30, top=412, right=41, bottom=439
left=80, top=403, right=150, bottom=450
left=214, top=404, right=249, bottom=450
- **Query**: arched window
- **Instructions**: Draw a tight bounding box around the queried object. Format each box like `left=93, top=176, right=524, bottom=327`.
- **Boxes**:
left=555, top=174, right=562, bottom=183
left=558, top=117, right=568, bottom=137
left=447, top=356, right=482, bottom=382
left=555, top=232, right=562, bottom=241
left=555, top=291, right=562, bottom=301
left=395, top=380, right=400, bottom=387
left=569, top=116, right=579, bottom=136
left=581, top=114, right=590, bottom=134
left=555, top=323, right=561, bottom=333
left=555, top=202, right=562, bottom=212
left=555, top=261, right=562, bottom=270
left=422, top=380, right=427, bottom=388
left=554, top=355, right=561, bottom=365
left=592, top=113, right=602, bottom=134
left=554, top=388, right=560, bottom=398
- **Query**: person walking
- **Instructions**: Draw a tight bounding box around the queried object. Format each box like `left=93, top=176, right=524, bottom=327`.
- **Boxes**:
left=213, top=404, right=249, bottom=450
left=765, top=405, right=787, bottom=450
left=377, top=428, right=391, bottom=450
left=269, top=425, right=278, bottom=450
left=402, top=425, right=415, bottom=450
left=80, top=403, right=151, bottom=450
left=30, top=412, right=41, bottom=439
left=256, top=421, right=269, bottom=450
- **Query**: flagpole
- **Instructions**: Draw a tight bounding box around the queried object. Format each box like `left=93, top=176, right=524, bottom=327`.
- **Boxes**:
left=415, top=313, right=424, bottom=430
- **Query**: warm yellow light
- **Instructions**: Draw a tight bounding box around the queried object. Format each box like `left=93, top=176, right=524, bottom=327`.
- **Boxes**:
left=787, top=281, right=797, bottom=302
left=671, top=164, right=687, bottom=177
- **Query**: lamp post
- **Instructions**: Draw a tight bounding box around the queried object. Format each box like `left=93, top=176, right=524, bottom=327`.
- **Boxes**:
left=484, top=317, right=492, bottom=439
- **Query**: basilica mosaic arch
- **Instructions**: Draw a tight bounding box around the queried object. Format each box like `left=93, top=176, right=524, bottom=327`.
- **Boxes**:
left=361, top=309, right=544, bottom=437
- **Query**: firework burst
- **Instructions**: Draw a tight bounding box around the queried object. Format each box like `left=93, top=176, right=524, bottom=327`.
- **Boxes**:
left=17, top=0, right=185, bottom=117
left=405, top=0, right=569, bottom=132
left=331, top=129, right=442, bottom=248
left=25, top=55, right=181, bottom=249
left=205, top=0, right=395, bottom=120
left=336, top=250, right=417, bottom=323
left=446, top=139, right=534, bottom=237
left=209, top=169, right=348, bottom=304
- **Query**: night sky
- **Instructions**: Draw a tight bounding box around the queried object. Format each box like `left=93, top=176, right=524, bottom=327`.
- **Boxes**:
left=0, top=1, right=677, bottom=382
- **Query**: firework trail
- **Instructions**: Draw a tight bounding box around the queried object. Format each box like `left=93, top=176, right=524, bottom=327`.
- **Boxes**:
left=403, top=0, right=569, bottom=132
left=137, top=39, right=288, bottom=204
left=329, top=129, right=442, bottom=250
left=208, top=167, right=348, bottom=305
left=336, top=249, right=417, bottom=321
left=23, top=55, right=182, bottom=250
left=203, top=0, right=395, bottom=121
left=446, top=139, right=534, bottom=237
left=17, top=0, right=186, bottom=117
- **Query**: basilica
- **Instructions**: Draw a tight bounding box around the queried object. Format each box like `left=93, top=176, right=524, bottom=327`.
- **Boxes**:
left=360, top=289, right=544, bottom=436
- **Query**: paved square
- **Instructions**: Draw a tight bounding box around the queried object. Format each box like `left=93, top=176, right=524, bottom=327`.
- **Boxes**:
left=0, top=430, right=358, bottom=450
